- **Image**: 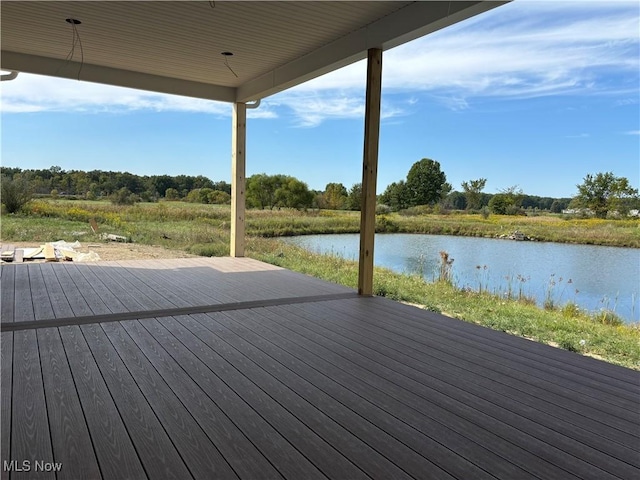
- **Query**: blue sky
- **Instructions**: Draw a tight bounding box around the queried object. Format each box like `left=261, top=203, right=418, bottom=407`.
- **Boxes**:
left=1, top=1, right=638, bottom=198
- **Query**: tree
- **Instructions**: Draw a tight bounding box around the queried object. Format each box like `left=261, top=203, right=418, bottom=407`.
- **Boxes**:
left=247, top=173, right=282, bottom=209
left=380, top=181, right=410, bottom=211
left=275, top=178, right=314, bottom=210
left=346, top=183, right=362, bottom=211
left=571, top=172, right=638, bottom=218
left=488, top=186, right=524, bottom=215
left=321, top=183, right=347, bottom=210
left=405, top=158, right=450, bottom=207
left=164, top=187, right=180, bottom=200
left=461, top=178, right=487, bottom=210
left=1, top=175, right=33, bottom=213
left=109, top=187, right=139, bottom=205
left=442, top=191, right=466, bottom=210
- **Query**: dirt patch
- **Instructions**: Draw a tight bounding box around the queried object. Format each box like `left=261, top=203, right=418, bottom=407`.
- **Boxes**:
left=8, top=241, right=198, bottom=262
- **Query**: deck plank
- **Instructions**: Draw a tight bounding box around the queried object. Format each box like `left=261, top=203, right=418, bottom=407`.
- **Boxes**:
left=302, top=298, right=639, bottom=446
left=154, top=315, right=412, bottom=480
left=11, top=329, right=54, bottom=479
left=51, top=266, right=103, bottom=317
left=37, top=327, right=101, bottom=480
left=80, top=323, right=194, bottom=480
left=256, top=304, right=621, bottom=480
left=186, top=311, right=488, bottom=479
left=27, top=266, right=55, bottom=321
left=1, top=332, right=13, bottom=480
left=38, top=264, right=75, bottom=319
left=99, top=321, right=241, bottom=480
left=1, top=265, right=15, bottom=324
left=71, top=264, right=141, bottom=312
left=269, top=302, right=637, bottom=480
left=355, top=298, right=639, bottom=408
left=124, top=317, right=332, bottom=480
left=65, top=264, right=128, bottom=315
left=372, top=297, right=639, bottom=385
left=96, top=263, right=178, bottom=310
left=58, top=325, right=146, bottom=480
left=13, top=266, right=34, bottom=323
left=210, top=307, right=572, bottom=479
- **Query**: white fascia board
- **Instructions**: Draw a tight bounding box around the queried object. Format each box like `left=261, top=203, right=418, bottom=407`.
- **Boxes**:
left=236, top=1, right=508, bottom=103
left=1, top=51, right=237, bottom=103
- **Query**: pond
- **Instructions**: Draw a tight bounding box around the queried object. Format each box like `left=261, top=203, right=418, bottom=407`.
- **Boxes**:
left=281, top=234, right=640, bottom=323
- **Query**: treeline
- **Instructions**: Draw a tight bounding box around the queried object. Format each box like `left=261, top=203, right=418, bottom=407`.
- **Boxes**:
left=5, top=163, right=631, bottom=216
left=0, top=166, right=231, bottom=202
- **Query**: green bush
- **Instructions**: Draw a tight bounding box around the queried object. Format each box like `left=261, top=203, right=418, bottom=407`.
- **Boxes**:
left=1, top=176, right=33, bottom=213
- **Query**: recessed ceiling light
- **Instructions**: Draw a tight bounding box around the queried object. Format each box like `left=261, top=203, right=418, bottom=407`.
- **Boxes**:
left=65, top=18, right=81, bottom=25
left=221, top=52, right=234, bottom=56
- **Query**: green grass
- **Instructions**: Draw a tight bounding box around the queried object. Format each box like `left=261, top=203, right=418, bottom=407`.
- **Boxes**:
left=2, top=198, right=639, bottom=369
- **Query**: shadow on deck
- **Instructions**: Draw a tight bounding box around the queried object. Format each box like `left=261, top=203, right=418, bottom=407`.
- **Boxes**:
left=1, top=257, right=638, bottom=479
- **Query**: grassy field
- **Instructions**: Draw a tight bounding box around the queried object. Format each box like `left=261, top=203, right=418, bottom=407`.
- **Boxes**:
left=2, top=199, right=639, bottom=368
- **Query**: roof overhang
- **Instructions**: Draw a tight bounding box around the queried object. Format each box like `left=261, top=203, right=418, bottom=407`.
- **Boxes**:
left=1, top=1, right=508, bottom=103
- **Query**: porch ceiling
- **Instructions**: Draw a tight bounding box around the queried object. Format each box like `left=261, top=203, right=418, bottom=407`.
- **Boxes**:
left=1, top=1, right=506, bottom=103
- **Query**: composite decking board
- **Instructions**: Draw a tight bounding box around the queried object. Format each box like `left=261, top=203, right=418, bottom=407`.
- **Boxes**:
left=116, top=319, right=321, bottom=480
left=132, top=317, right=364, bottom=480
left=221, top=307, right=583, bottom=480
left=38, top=264, right=76, bottom=319
left=44, top=265, right=94, bottom=319
left=0, top=293, right=358, bottom=333
left=79, top=323, right=196, bottom=480
left=281, top=301, right=640, bottom=462
left=11, top=329, right=55, bottom=480
left=58, top=325, right=147, bottom=480
left=370, top=299, right=640, bottom=392
left=36, top=327, right=102, bottom=480
left=96, top=321, right=241, bottom=480
left=337, top=296, right=640, bottom=395
left=52, top=265, right=111, bottom=317
left=1, top=265, right=15, bottom=324
left=194, top=310, right=511, bottom=480
left=357, top=299, right=640, bottom=407
left=65, top=264, right=129, bottom=315
left=1, top=333, right=12, bottom=480
left=110, top=261, right=200, bottom=308
left=261, top=305, right=625, bottom=480
left=304, top=300, right=640, bottom=437
left=273, top=303, right=639, bottom=478
left=13, top=265, right=34, bottom=323
left=88, top=264, right=164, bottom=311
left=371, top=296, right=639, bottom=385
left=96, top=263, right=178, bottom=311
left=119, top=262, right=226, bottom=307
left=69, top=264, right=138, bottom=313
left=155, top=316, right=414, bottom=480
left=27, top=265, right=55, bottom=321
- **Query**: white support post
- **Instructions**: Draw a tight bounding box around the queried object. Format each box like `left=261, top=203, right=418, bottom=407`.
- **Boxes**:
left=358, top=48, right=382, bottom=296
left=231, top=102, right=247, bottom=257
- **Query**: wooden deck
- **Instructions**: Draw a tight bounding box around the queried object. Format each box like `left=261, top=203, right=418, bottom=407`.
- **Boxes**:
left=1, top=257, right=638, bottom=479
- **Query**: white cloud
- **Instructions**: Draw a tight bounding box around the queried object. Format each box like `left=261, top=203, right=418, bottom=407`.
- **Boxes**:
left=1, top=1, right=637, bottom=126
left=0, top=74, right=232, bottom=115
left=623, top=130, right=640, bottom=135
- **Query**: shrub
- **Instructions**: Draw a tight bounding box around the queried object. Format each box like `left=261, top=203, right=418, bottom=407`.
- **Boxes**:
left=1, top=176, right=33, bottom=213
left=109, top=187, right=139, bottom=205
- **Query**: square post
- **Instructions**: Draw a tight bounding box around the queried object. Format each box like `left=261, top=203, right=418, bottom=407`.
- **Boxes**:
left=231, top=102, right=247, bottom=257
left=358, top=48, right=382, bottom=296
